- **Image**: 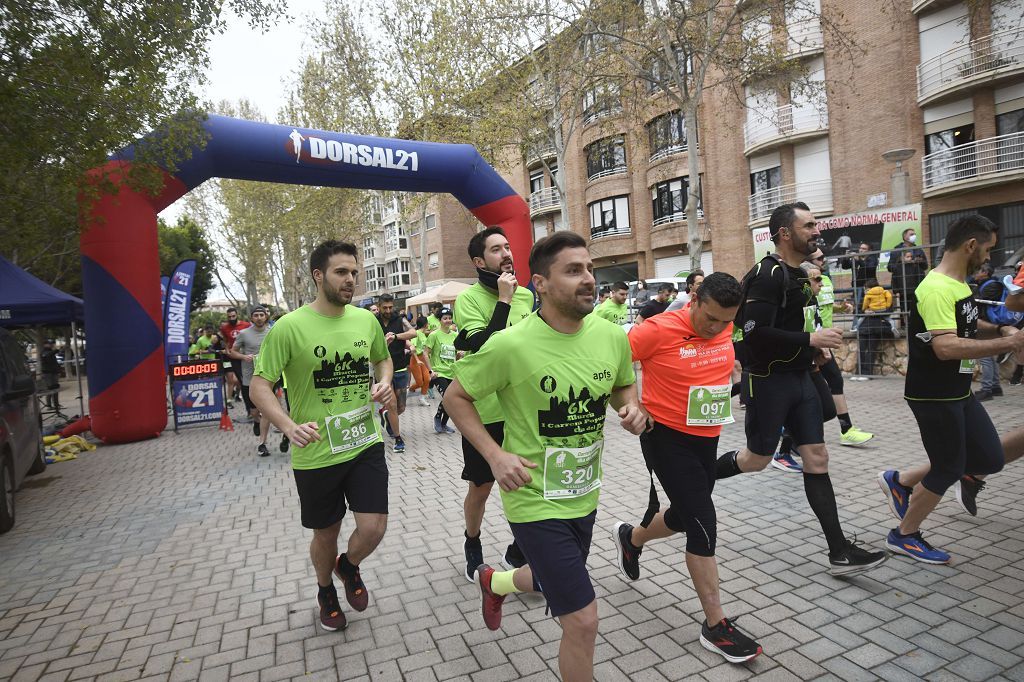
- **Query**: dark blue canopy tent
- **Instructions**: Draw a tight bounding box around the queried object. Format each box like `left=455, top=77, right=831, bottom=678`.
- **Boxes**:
left=0, top=255, right=84, bottom=327
left=0, top=255, right=86, bottom=416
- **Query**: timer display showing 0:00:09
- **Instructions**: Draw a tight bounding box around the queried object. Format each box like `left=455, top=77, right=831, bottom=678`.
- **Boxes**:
left=172, top=362, right=220, bottom=377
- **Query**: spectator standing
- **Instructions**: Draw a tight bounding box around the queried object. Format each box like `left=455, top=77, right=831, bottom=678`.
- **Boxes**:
left=975, top=263, right=1004, bottom=401
left=40, top=341, right=60, bottom=409
left=858, top=279, right=893, bottom=376
left=636, top=283, right=673, bottom=322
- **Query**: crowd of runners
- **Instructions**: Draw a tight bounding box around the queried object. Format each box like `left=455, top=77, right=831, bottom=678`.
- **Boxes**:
left=214, top=203, right=1023, bottom=680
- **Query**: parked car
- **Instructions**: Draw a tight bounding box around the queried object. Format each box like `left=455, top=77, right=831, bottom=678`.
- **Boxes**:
left=626, top=278, right=689, bottom=310
left=0, top=328, right=46, bottom=534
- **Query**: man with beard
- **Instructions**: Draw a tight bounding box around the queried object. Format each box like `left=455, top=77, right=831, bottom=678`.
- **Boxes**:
left=877, top=215, right=1024, bottom=563
left=376, top=293, right=417, bottom=454
left=220, top=307, right=251, bottom=405
left=718, top=202, right=888, bottom=576
left=250, top=240, right=394, bottom=632
left=593, top=281, right=630, bottom=324
left=453, top=226, right=536, bottom=581
left=444, top=231, right=646, bottom=682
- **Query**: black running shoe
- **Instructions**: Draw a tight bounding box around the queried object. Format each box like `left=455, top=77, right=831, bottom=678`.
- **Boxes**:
left=503, top=541, right=526, bottom=569
left=612, top=521, right=641, bottom=581
left=316, top=588, right=347, bottom=631
left=253, top=421, right=260, bottom=437
left=464, top=535, right=483, bottom=583
left=829, top=537, right=888, bottom=576
left=280, top=435, right=290, bottom=453
left=955, top=475, right=985, bottom=516
left=700, top=617, right=762, bottom=663
left=257, top=443, right=270, bottom=457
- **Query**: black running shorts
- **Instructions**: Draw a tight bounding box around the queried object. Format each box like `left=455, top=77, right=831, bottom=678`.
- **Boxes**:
left=743, top=371, right=825, bottom=456
left=292, top=443, right=388, bottom=529
left=230, top=358, right=242, bottom=381
left=462, top=421, right=503, bottom=485
left=909, top=396, right=1003, bottom=496
left=818, top=355, right=844, bottom=396
left=240, top=384, right=255, bottom=411
left=509, top=511, right=596, bottom=617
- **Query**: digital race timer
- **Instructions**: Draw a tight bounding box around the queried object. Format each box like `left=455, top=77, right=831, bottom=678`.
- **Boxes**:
left=170, top=361, right=221, bottom=378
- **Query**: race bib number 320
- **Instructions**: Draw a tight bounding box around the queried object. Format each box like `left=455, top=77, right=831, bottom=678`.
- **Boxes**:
left=543, top=441, right=603, bottom=499
left=686, top=384, right=734, bottom=426
left=325, top=404, right=378, bottom=454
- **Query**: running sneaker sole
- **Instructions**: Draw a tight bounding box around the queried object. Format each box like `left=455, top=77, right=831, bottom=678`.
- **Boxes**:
left=769, top=459, right=802, bottom=473
left=839, top=434, right=874, bottom=447
left=885, top=540, right=950, bottom=564
left=953, top=480, right=976, bottom=517
left=611, top=521, right=637, bottom=582
left=877, top=471, right=906, bottom=521
left=699, top=633, right=762, bottom=663
left=465, top=565, right=477, bottom=584
left=828, top=552, right=889, bottom=576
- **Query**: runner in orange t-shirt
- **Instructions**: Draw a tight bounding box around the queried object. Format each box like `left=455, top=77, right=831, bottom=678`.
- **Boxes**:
left=610, top=273, right=763, bottom=664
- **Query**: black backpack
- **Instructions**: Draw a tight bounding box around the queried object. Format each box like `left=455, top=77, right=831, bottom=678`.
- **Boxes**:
left=734, top=253, right=790, bottom=340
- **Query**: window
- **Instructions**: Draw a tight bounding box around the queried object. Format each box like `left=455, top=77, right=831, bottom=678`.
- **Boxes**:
left=428, top=252, right=439, bottom=269
left=925, top=123, right=977, bottom=183
left=529, top=170, right=545, bottom=194
left=425, top=214, right=436, bottom=230
left=750, top=166, right=782, bottom=195
left=582, top=82, right=621, bottom=124
left=651, top=177, right=702, bottom=226
left=589, top=195, right=631, bottom=239
left=364, top=265, right=386, bottom=292
left=387, top=259, right=412, bottom=288
left=647, top=111, right=688, bottom=160
left=997, top=108, right=1024, bottom=135
left=369, top=195, right=383, bottom=224
left=384, top=223, right=408, bottom=252
left=585, top=136, right=626, bottom=181
left=363, top=236, right=377, bottom=261
left=645, top=47, right=692, bottom=93
left=549, top=163, right=559, bottom=184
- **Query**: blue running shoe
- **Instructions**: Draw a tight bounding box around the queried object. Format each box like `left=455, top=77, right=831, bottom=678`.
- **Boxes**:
left=770, top=452, right=802, bottom=473
left=877, top=470, right=911, bottom=520
left=433, top=416, right=444, bottom=433
left=886, top=529, right=950, bottom=564
left=393, top=437, right=405, bottom=453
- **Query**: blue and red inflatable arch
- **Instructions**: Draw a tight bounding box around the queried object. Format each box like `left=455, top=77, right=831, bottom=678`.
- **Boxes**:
left=80, top=114, right=531, bottom=443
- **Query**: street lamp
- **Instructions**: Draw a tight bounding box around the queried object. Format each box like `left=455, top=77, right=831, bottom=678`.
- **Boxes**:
left=882, top=148, right=916, bottom=207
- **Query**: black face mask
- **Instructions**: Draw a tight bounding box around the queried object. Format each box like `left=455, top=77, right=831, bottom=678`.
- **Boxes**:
left=477, top=266, right=505, bottom=291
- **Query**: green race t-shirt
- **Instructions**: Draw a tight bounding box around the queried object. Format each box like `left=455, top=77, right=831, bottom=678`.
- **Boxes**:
left=817, top=274, right=835, bottom=329
left=905, top=271, right=978, bottom=401
left=426, top=314, right=440, bottom=333
left=412, top=330, right=427, bottom=355
left=593, top=299, right=628, bottom=325
left=425, top=327, right=458, bottom=379
left=192, top=335, right=214, bottom=360
left=453, top=283, right=535, bottom=424
left=453, top=313, right=635, bottom=523
left=254, top=305, right=389, bottom=469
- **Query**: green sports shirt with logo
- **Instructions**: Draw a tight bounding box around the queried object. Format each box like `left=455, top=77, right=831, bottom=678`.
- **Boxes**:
left=453, top=283, right=535, bottom=424
left=593, top=299, right=628, bottom=325
left=254, top=305, right=389, bottom=469
left=817, top=274, right=835, bottom=329
left=425, top=327, right=459, bottom=379
left=905, top=271, right=978, bottom=401
left=453, top=313, right=635, bottom=523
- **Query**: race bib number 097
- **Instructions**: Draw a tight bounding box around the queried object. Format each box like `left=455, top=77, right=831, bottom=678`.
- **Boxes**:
left=686, top=384, right=734, bottom=426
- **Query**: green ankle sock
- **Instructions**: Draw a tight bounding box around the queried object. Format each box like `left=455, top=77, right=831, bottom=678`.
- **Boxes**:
left=489, top=569, right=521, bottom=596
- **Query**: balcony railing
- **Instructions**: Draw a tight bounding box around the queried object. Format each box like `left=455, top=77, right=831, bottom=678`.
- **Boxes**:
left=743, top=104, right=828, bottom=153
left=918, top=29, right=1024, bottom=104
left=587, top=166, right=627, bottom=182
left=922, top=131, right=1024, bottom=193
left=528, top=187, right=561, bottom=215
left=527, top=143, right=556, bottom=161
left=582, top=105, right=622, bottom=126
left=652, top=210, right=704, bottom=227
left=748, top=178, right=833, bottom=223
left=591, top=226, right=632, bottom=240
left=787, top=18, right=824, bottom=56
left=649, top=143, right=688, bottom=162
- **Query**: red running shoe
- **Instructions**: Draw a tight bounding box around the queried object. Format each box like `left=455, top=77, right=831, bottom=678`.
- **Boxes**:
left=476, top=564, right=506, bottom=631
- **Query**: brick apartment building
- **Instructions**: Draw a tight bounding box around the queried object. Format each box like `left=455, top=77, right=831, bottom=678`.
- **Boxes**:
left=357, top=0, right=1024, bottom=300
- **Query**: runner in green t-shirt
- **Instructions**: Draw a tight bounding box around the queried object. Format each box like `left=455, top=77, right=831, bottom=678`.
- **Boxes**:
left=805, top=249, right=874, bottom=447
left=876, top=215, right=1024, bottom=565
left=189, top=328, right=215, bottom=360
left=592, top=281, right=629, bottom=325
left=250, top=240, right=394, bottom=634
left=445, top=232, right=646, bottom=681
left=425, top=302, right=442, bottom=334
left=423, top=308, right=459, bottom=434
left=452, top=226, right=537, bottom=582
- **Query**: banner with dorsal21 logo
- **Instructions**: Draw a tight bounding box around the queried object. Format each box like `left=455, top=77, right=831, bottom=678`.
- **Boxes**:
left=163, top=260, right=197, bottom=367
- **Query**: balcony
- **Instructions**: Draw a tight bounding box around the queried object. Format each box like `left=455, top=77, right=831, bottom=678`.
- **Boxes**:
left=649, top=143, right=689, bottom=163
left=652, top=210, right=705, bottom=228
left=787, top=19, right=824, bottom=58
left=922, top=131, right=1024, bottom=197
left=590, top=226, right=632, bottom=241
left=743, top=104, right=829, bottom=155
left=527, top=142, right=556, bottom=163
left=748, top=178, right=833, bottom=224
left=582, top=106, right=622, bottom=127
left=528, top=187, right=561, bottom=216
left=587, top=166, right=628, bottom=182
left=917, top=29, right=1024, bottom=106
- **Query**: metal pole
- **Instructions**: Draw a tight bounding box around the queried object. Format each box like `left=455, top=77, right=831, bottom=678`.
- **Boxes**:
left=71, top=321, right=85, bottom=418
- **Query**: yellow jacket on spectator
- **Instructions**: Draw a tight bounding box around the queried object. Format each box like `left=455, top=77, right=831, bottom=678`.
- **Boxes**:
left=862, top=286, right=892, bottom=312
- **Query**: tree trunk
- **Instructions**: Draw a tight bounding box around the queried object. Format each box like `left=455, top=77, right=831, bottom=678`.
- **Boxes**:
left=685, top=101, right=703, bottom=272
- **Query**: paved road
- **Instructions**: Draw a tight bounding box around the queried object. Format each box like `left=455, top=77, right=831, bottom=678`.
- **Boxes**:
left=2, top=378, right=1023, bottom=681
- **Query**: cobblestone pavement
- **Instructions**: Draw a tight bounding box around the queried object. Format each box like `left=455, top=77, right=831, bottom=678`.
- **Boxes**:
left=2, top=377, right=1023, bottom=681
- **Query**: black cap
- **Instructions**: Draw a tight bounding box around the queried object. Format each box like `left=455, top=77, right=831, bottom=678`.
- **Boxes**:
left=440, top=307, right=452, bottom=316
left=250, top=305, right=268, bottom=315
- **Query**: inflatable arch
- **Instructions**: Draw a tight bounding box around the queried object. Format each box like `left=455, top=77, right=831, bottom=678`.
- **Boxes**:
left=80, top=114, right=531, bottom=443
